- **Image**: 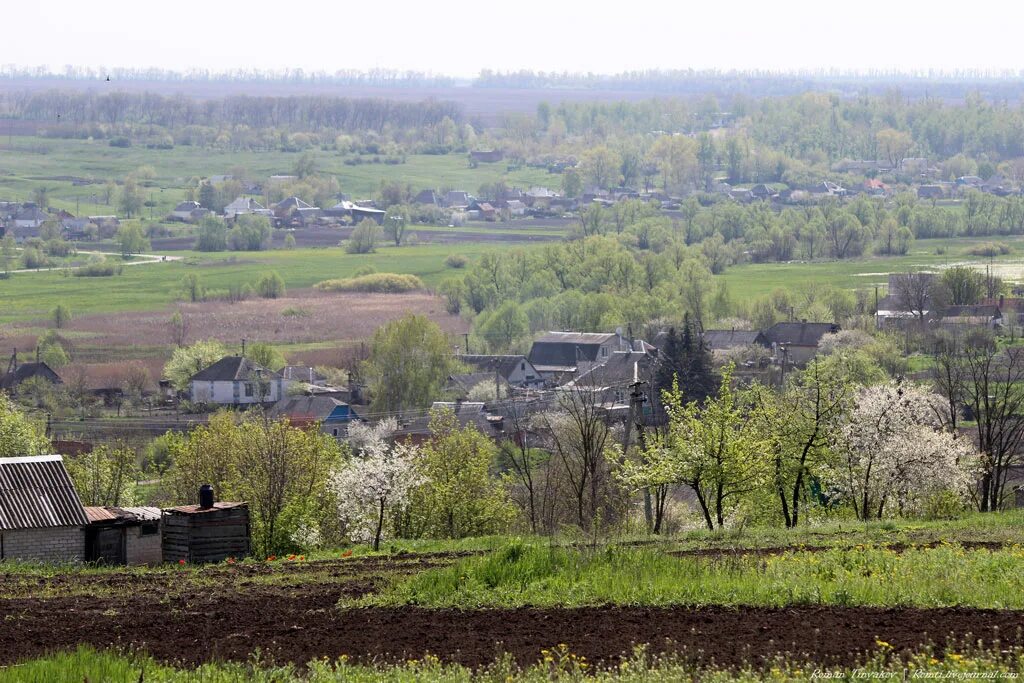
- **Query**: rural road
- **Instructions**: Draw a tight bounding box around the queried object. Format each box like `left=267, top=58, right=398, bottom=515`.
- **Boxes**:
left=7, top=251, right=181, bottom=274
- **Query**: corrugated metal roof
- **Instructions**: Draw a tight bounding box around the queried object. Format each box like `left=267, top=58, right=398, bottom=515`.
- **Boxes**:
left=120, top=506, right=161, bottom=521
left=0, top=455, right=89, bottom=530
left=84, top=506, right=117, bottom=523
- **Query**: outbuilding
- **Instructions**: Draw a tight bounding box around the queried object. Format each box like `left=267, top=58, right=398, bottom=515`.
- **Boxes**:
left=0, top=455, right=87, bottom=562
left=84, top=506, right=162, bottom=565
left=162, top=487, right=250, bottom=564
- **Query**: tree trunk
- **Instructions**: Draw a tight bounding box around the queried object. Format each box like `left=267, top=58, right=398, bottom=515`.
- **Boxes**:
left=373, top=497, right=386, bottom=551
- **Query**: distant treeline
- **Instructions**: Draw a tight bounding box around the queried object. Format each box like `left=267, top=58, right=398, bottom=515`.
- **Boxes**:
left=1, top=90, right=463, bottom=133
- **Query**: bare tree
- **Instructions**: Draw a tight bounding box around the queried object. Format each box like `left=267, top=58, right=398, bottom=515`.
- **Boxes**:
left=891, top=271, right=940, bottom=327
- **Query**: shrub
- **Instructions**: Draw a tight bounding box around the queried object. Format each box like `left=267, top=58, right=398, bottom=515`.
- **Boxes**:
left=445, top=253, right=468, bottom=268
left=967, top=242, right=1011, bottom=257
left=73, top=262, right=121, bottom=277
left=314, top=273, right=424, bottom=293
left=256, top=271, right=286, bottom=299
left=282, top=306, right=311, bottom=317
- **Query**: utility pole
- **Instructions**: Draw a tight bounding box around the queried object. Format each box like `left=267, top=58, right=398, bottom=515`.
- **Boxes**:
left=626, top=361, right=655, bottom=532
left=463, top=333, right=471, bottom=356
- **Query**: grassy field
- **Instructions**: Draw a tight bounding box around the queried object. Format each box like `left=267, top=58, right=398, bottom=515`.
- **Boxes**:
left=0, top=138, right=557, bottom=216
left=0, top=243, right=499, bottom=325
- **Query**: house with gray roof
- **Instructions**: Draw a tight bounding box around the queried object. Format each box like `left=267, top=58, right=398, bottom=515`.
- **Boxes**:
left=458, top=354, right=543, bottom=387
left=527, top=331, right=635, bottom=378
left=0, top=455, right=88, bottom=562
left=188, top=356, right=289, bottom=406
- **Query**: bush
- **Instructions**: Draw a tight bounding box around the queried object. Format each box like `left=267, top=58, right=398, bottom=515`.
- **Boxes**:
left=314, top=273, right=424, bottom=293
left=256, top=271, right=286, bottom=299
left=73, top=262, right=121, bottom=277
left=967, top=242, right=1011, bottom=257
left=445, top=253, right=468, bottom=268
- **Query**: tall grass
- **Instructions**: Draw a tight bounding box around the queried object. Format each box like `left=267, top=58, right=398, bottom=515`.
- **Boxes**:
left=6, top=643, right=1024, bottom=682
left=358, top=541, right=1024, bottom=609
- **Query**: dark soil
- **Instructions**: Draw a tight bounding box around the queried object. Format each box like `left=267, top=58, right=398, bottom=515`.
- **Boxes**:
left=2, top=574, right=1023, bottom=670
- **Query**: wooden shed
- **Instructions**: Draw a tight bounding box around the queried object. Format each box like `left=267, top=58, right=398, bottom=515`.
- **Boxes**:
left=161, top=501, right=250, bottom=564
left=84, top=506, right=162, bottom=566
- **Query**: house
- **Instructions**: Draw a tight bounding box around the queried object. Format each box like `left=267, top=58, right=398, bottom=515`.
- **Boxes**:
left=392, top=401, right=506, bottom=444
left=0, top=454, right=88, bottom=562
left=447, top=372, right=512, bottom=401
left=413, top=189, right=440, bottom=206
left=470, top=201, right=497, bottom=221
left=12, top=203, right=49, bottom=229
left=84, top=506, right=162, bottom=565
left=351, top=205, right=385, bottom=225
left=188, top=356, right=288, bottom=406
left=749, top=184, right=777, bottom=201
left=956, top=176, right=984, bottom=188
left=730, top=188, right=752, bottom=202
left=505, top=199, right=527, bottom=216
left=810, top=181, right=846, bottom=198
left=273, top=196, right=315, bottom=221
left=458, top=354, right=544, bottom=388
left=939, top=305, right=1003, bottom=330
left=863, top=178, right=889, bottom=196
left=162, top=489, right=250, bottom=564
left=444, top=191, right=471, bottom=209
left=762, top=322, right=840, bottom=365
left=169, top=201, right=209, bottom=222
left=269, top=396, right=352, bottom=437
left=702, top=329, right=768, bottom=357
left=280, top=366, right=329, bottom=386
left=982, top=175, right=1015, bottom=196
left=470, top=149, right=504, bottom=163
left=563, top=350, right=660, bottom=416
left=223, top=197, right=271, bottom=219
left=917, top=184, right=946, bottom=200
left=527, top=331, right=636, bottom=378
left=1, top=355, right=63, bottom=395
left=61, top=217, right=96, bottom=240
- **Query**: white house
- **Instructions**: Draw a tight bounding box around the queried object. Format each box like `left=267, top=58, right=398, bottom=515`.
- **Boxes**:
left=188, top=356, right=289, bottom=406
left=223, top=197, right=271, bottom=219
left=170, top=201, right=209, bottom=222
left=12, top=203, right=50, bottom=229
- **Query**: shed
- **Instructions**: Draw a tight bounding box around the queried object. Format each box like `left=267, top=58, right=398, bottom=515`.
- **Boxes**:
left=162, top=498, right=250, bottom=564
left=84, top=506, right=162, bottom=566
left=0, top=454, right=87, bottom=562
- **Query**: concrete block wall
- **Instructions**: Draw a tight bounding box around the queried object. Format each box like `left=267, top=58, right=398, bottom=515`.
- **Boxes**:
left=126, top=527, right=163, bottom=566
left=0, top=526, right=84, bottom=562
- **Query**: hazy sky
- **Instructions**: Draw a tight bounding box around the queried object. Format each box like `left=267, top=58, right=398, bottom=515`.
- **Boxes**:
left=6, top=0, right=1024, bottom=77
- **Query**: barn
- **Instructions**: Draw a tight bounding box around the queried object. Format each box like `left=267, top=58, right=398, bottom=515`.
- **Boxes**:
left=162, top=487, right=250, bottom=564
left=84, top=506, right=163, bottom=566
left=0, top=455, right=88, bottom=562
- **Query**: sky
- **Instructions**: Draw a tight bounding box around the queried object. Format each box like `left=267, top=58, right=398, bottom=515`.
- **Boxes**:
left=5, top=0, right=1024, bottom=78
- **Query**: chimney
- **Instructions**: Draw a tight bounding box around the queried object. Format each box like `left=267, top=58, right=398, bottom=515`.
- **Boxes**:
left=198, top=484, right=215, bottom=509
left=1000, top=294, right=1005, bottom=307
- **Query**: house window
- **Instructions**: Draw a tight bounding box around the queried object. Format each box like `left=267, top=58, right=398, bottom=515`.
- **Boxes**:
left=141, top=522, right=159, bottom=536
left=601, top=347, right=608, bottom=358
left=521, top=362, right=526, bottom=371
left=332, top=428, right=340, bottom=437
left=614, top=390, right=625, bottom=402
left=244, top=383, right=254, bottom=397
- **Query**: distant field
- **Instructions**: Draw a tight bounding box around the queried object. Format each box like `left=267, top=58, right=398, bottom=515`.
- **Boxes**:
left=721, top=235, right=1024, bottom=300
left=0, top=137, right=557, bottom=215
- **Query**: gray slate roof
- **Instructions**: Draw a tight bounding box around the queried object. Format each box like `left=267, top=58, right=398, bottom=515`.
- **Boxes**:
left=763, top=322, right=840, bottom=347
left=0, top=362, right=63, bottom=391
left=189, top=356, right=279, bottom=383
left=0, top=455, right=88, bottom=530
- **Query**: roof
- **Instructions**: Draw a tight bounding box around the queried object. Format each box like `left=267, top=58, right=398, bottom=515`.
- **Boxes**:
left=189, top=356, right=279, bottom=383
left=174, top=201, right=203, bottom=212
left=702, top=329, right=765, bottom=350
left=224, top=197, right=265, bottom=212
left=0, top=361, right=63, bottom=391
left=0, top=455, right=88, bottom=530
left=763, top=322, right=840, bottom=347
left=280, top=366, right=328, bottom=383
left=448, top=372, right=509, bottom=395
left=275, top=196, right=313, bottom=210
left=165, top=501, right=247, bottom=515
left=942, top=305, right=1001, bottom=319
left=568, top=351, right=657, bottom=389
left=269, top=395, right=348, bottom=422
left=459, top=354, right=534, bottom=379
left=528, top=332, right=620, bottom=367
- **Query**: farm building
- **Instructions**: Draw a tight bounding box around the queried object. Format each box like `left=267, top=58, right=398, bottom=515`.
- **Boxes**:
left=84, top=506, right=162, bottom=566
left=162, top=488, right=250, bottom=564
left=0, top=455, right=87, bottom=562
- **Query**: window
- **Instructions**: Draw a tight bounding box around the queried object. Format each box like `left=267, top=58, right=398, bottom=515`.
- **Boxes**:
left=332, top=428, right=340, bottom=437
left=521, top=362, right=526, bottom=371
left=244, top=383, right=254, bottom=397
left=141, top=522, right=159, bottom=536
left=614, top=390, right=625, bottom=402
left=601, top=347, right=608, bottom=358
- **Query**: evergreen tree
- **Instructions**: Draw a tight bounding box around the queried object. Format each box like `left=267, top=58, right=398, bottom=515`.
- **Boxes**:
left=654, top=317, right=717, bottom=406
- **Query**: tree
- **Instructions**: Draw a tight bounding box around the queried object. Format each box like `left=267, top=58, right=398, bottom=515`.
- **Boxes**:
left=181, top=272, right=204, bottom=303
left=164, top=340, right=228, bottom=391
left=939, top=266, right=986, bottom=306
left=332, top=425, right=422, bottom=550
left=169, top=310, right=188, bottom=347
left=0, top=393, right=50, bottom=458
left=256, top=271, right=286, bottom=299
left=622, top=366, right=769, bottom=530
left=891, top=271, right=940, bottom=326
left=362, top=315, right=460, bottom=413
left=65, top=444, right=139, bottom=507
left=753, top=360, right=850, bottom=527
left=578, top=146, right=622, bottom=190
left=51, top=304, right=72, bottom=329
left=245, top=341, right=286, bottom=371
left=345, top=219, right=381, bottom=254
left=2, top=234, right=16, bottom=276
left=37, top=331, right=69, bottom=368
left=116, top=223, right=150, bottom=257
left=478, top=300, right=529, bottom=353
left=195, top=215, right=228, bottom=252
left=284, top=233, right=296, bottom=250
left=228, top=214, right=272, bottom=251
left=408, top=409, right=516, bottom=539
left=834, top=381, right=977, bottom=519
left=118, top=177, right=144, bottom=218
left=876, top=128, right=913, bottom=170
left=383, top=205, right=410, bottom=246
left=561, top=167, right=582, bottom=198
left=653, top=322, right=717, bottom=408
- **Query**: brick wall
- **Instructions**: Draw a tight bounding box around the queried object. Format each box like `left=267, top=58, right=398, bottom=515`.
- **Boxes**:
left=0, top=526, right=84, bottom=563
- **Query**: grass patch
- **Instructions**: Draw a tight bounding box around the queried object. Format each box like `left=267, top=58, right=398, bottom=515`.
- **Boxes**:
left=357, top=540, right=1024, bottom=609
left=314, top=272, right=425, bottom=293
left=6, top=643, right=1024, bottom=682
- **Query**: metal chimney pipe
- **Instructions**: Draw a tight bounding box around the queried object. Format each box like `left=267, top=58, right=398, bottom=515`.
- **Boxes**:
left=199, top=484, right=215, bottom=509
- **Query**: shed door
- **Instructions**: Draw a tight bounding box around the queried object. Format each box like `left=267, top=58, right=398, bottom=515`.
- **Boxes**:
left=88, top=528, right=126, bottom=565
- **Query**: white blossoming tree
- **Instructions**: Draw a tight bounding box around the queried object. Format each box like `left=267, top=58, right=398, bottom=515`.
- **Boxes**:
left=332, top=420, right=422, bottom=550
left=834, top=381, right=978, bottom=519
